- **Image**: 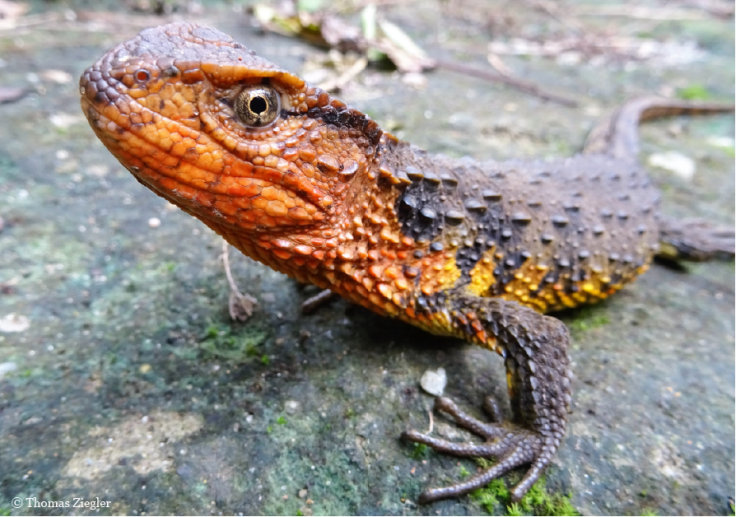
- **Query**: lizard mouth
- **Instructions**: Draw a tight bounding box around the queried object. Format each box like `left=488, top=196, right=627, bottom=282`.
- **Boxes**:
left=80, top=71, right=331, bottom=230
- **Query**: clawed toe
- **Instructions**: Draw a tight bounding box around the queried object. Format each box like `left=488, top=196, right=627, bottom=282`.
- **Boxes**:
left=432, top=396, right=504, bottom=439
left=403, top=395, right=552, bottom=503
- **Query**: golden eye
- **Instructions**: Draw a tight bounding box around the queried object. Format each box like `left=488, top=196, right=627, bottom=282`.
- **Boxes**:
left=234, top=85, right=280, bottom=128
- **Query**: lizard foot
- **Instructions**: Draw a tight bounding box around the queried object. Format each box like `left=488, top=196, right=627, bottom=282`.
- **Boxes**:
left=402, top=395, right=551, bottom=504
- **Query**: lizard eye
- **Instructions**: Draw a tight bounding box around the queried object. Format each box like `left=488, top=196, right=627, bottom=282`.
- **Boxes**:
left=234, top=85, right=280, bottom=128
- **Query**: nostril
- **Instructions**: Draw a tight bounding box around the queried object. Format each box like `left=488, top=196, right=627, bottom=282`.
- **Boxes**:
left=134, top=69, right=150, bottom=83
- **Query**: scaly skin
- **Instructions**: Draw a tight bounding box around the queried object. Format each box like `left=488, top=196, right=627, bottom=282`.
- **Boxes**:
left=79, top=23, right=735, bottom=503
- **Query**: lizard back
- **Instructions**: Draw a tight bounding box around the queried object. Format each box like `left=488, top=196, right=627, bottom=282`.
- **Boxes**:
left=384, top=144, right=661, bottom=313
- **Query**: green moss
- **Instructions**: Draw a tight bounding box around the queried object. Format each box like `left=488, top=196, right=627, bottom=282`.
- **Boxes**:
left=474, top=457, right=494, bottom=469
left=199, top=323, right=268, bottom=362
left=409, top=443, right=430, bottom=460
left=459, top=465, right=470, bottom=479
left=507, top=502, right=524, bottom=516
left=277, top=416, right=287, bottom=425
left=677, top=85, right=712, bottom=100
left=722, top=146, right=735, bottom=158
left=472, top=476, right=578, bottom=516
left=568, top=306, right=610, bottom=334
left=489, top=478, right=510, bottom=501
left=472, top=487, right=499, bottom=510
left=641, top=508, right=659, bottom=516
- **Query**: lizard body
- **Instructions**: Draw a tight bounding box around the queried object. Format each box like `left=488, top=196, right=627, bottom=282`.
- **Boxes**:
left=79, top=23, right=734, bottom=503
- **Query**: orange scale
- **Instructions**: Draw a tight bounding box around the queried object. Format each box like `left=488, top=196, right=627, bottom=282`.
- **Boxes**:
left=368, top=265, right=383, bottom=279
left=226, top=183, right=249, bottom=197
left=287, top=207, right=310, bottom=220
left=377, top=283, right=393, bottom=299
left=260, top=186, right=280, bottom=201
left=239, top=210, right=258, bottom=223
left=159, top=176, right=184, bottom=193
left=256, top=166, right=284, bottom=185
left=188, top=178, right=209, bottom=191
left=193, top=190, right=215, bottom=207
left=368, top=293, right=383, bottom=307
left=207, top=182, right=231, bottom=195
left=251, top=197, right=268, bottom=210
left=232, top=197, right=252, bottom=210
left=256, top=215, right=277, bottom=228
left=265, top=200, right=288, bottom=217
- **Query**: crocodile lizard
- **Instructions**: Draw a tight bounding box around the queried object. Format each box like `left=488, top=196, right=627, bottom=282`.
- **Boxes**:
left=79, top=22, right=734, bottom=503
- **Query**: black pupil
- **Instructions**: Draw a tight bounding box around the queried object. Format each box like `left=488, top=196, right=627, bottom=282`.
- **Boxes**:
left=250, top=96, right=268, bottom=114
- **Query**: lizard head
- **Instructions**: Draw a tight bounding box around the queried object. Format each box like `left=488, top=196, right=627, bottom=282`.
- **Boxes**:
left=80, top=22, right=384, bottom=243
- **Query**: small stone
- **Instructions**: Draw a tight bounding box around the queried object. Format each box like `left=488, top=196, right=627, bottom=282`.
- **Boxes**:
left=402, top=73, right=426, bottom=89
left=139, top=364, right=152, bottom=374
left=148, top=217, right=161, bottom=228
left=86, top=165, right=109, bottom=178
left=40, top=69, right=73, bottom=84
left=706, top=136, right=734, bottom=149
left=0, top=362, right=17, bottom=379
left=0, top=314, right=30, bottom=333
left=298, top=489, right=308, bottom=498
left=647, top=151, right=695, bottom=181
left=49, top=112, right=83, bottom=129
left=420, top=367, right=447, bottom=396
left=285, top=400, right=300, bottom=414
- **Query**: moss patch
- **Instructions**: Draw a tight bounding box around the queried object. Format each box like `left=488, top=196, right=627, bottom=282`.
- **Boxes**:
left=199, top=322, right=268, bottom=362
left=472, top=476, right=578, bottom=516
left=567, top=306, right=611, bottom=335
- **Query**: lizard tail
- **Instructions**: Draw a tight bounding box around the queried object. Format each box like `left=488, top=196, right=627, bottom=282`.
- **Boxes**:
left=582, top=96, right=734, bottom=160
left=657, top=217, right=735, bottom=262
left=584, top=97, right=735, bottom=262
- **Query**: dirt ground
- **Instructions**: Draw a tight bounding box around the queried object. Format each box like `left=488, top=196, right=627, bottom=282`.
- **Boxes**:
left=0, top=0, right=733, bottom=515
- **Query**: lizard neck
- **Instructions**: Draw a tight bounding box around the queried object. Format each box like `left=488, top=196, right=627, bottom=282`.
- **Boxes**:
left=210, top=135, right=459, bottom=318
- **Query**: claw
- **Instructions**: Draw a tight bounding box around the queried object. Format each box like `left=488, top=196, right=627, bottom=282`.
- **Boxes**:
left=404, top=395, right=549, bottom=503
left=483, top=395, right=503, bottom=423
left=400, top=429, right=510, bottom=457
left=433, top=396, right=503, bottom=439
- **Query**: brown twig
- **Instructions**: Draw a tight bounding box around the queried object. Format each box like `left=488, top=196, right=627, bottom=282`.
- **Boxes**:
left=221, top=241, right=257, bottom=321
left=301, top=288, right=337, bottom=314
left=433, top=58, right=579, bottom=107
left=575, top=5, right=710, bottom=20
left=525, top=0, right=585, bottom=35
left=317, top=56, right=368, bottom=92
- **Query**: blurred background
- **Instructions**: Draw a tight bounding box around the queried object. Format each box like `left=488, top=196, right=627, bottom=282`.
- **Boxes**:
left=0, top=1, right=733, bottom=515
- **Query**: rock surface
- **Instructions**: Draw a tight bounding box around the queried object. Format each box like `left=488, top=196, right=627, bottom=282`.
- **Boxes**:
left=0, top=1, right=733, bottom=515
